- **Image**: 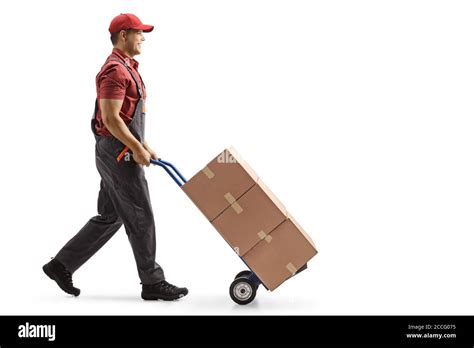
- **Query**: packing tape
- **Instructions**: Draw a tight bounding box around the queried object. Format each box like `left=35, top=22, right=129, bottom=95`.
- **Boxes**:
left=286, top=262, right=297, bottom=276
left=224, top=193, right=243, bottom=214
left=202, top=166, right=215, bottom=179
left=264, top=235, right=272, bottom=243
left=231, top=202, right=243, bottom=214
left=257, top=231, right=266, bottom=240
left=224, top=192, right=236, bottom=204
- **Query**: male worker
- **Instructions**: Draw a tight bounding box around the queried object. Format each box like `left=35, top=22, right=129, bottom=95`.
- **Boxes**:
left=43, top=13, right=188, bottom=301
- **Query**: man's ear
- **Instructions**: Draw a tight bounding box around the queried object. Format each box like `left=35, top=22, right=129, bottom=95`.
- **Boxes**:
left=120, top=30, right=127, bottom=41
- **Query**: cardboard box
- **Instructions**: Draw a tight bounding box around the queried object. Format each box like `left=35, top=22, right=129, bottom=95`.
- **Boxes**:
left=243, top=215, right=318, bottom=291
left=212, top=179, right=288, bottom=256
left=182, top=147, right=258, bottom=221
left=182, top=146, right=318, bottom=291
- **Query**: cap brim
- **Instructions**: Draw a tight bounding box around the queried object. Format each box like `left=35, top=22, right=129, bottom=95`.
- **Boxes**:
left=132, top=24, right=154, bottom=33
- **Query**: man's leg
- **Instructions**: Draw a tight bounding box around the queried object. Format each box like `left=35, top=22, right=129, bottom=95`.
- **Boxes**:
left=93, top=137, right=186, bottom=299
left=101, top=164, right=165, bottom=285
left=55, top=180, right=123, bottom=273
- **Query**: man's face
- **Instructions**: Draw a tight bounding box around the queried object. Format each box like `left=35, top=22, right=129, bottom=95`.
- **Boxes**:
left=124, top=29, right=145, bottom=56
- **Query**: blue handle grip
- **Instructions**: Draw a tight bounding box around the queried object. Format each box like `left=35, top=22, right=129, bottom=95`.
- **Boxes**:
left=151, top=159, right=187, bottom=187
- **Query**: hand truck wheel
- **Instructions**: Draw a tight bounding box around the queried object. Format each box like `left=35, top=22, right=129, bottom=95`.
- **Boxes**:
left=234, top=270, right=252, bottom=279
left=229, top=277, right=257, bottom=305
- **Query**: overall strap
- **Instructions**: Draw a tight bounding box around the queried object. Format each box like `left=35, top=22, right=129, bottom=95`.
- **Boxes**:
left=108, top=56, right=144, bottom=98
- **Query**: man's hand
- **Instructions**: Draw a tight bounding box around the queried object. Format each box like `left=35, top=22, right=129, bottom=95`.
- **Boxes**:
left=144, top=141, right=160, bottom=160
left=132, top=145, right=151, bottom=166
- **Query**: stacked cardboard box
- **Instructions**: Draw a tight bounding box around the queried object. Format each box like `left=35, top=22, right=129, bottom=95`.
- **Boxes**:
left=182, top=147, right=317, bottom=291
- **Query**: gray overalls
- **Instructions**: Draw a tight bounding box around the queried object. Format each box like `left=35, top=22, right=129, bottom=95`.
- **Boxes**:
left=55, top=56, right=165, bottom=285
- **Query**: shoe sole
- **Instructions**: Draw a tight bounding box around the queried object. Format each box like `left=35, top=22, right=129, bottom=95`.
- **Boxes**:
left=141, top=289, right=188, bottom=301
left=43, top=264, right=80, bottom=297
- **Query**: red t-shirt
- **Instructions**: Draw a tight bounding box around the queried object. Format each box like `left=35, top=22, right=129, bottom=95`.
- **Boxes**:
left=94, top=48, right=147, bottom=136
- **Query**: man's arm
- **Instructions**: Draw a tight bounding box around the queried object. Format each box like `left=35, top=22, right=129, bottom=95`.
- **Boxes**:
left=99, top=98, right=151, bottom=166
left=143, top=140, right=159, bottom=160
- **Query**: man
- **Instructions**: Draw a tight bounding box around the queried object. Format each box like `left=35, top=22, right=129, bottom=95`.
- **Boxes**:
left=43, top=13, right=188, bottom=301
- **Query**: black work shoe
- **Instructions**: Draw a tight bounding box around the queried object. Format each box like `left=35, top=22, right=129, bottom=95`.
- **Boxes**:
left=42, top=258, right=80, bottom=297
left=141, top=280, right=188, bottom=301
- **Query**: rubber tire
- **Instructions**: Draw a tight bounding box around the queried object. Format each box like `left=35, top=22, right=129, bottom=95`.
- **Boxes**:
left=234, top=270, right=252, bottom=279
left=229, top=277, right=257, bottom=305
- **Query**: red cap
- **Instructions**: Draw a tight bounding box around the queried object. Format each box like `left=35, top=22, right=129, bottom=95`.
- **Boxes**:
left=109, top=13, right=154, bottom=33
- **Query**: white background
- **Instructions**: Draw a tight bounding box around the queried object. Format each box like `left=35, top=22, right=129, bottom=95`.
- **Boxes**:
left=0, top=0, right=473, bottom=315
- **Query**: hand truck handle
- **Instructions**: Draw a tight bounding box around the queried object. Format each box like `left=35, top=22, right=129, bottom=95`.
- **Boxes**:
left=151, top=159, right=187, bottom=187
